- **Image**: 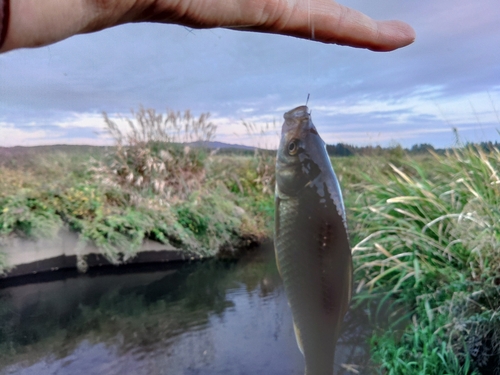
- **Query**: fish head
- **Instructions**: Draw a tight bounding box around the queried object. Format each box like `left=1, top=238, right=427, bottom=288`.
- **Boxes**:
left=276, top=105, right=326, bottom=197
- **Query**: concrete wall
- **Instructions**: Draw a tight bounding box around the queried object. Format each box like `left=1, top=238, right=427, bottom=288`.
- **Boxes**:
left=2, top=229, right=201, bottom=279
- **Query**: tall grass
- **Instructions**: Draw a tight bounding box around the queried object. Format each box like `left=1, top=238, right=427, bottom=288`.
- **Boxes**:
left=240, top=120, right=277, bottom=196
left=98, top=107, right=217, bottom=201
left=350, top=145, right=500, bottom=373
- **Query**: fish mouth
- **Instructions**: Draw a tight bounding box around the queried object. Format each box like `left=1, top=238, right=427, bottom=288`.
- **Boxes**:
left=281, top=105, right=314, bottom=140
left=283, top=105, right=309, bottom=122
left=282, top=105, right=318, bottom=139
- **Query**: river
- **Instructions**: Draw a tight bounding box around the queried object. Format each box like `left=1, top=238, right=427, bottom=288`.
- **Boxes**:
left=0, top=244, right=379, bottom=375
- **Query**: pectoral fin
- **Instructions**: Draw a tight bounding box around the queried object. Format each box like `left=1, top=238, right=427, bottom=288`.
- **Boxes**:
left=293, top=321, right=304, bottom=355
left=274, top=196, right=282, bottom=277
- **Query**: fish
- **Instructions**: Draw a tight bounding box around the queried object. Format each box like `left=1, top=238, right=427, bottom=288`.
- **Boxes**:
left=274, top=105, right=352, bottom=375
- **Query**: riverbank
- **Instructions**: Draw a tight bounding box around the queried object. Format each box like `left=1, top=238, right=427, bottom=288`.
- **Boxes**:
left=1, top=110, right=275, bottom=276
left=2, top=228, right=209, bottom=278
left=0, top=145, right=272, bottom=277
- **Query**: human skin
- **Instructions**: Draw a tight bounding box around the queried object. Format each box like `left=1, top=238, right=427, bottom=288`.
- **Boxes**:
left=0, top=0, right=415, bottom=53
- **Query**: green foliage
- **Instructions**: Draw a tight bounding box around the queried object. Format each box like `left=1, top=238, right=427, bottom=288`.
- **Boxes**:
left=176, top=204, right=209, bottom=236
left=371, top=315, right=478, bottom=375
left=348, top=145, right=500, bottom=373
left=325, top=140, right=500, bottom=157
left=0, top=193, right=62, bottom=239
left=51, top=184, right=105, bottom=224
left=77, top=208, right=153, bottom=263
left=172, top=188, right=259, bottom=254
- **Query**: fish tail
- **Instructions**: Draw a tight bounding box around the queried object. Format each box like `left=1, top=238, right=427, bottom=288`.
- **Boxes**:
left=304, top=368, right=334, bottom=375
left=303, top=348, right=336, bottom=375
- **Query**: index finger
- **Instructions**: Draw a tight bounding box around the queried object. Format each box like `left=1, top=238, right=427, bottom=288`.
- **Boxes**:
left=227, top=0, right=415, bottom=51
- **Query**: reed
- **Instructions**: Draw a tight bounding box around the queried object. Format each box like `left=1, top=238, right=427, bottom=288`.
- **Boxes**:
left=348, top=145, right=500, bottom=373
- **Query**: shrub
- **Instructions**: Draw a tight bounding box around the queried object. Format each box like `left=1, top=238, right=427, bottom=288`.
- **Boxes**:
left=97, top=107, right=216, bottom=201
left=0, top=193, right=62, bottom=239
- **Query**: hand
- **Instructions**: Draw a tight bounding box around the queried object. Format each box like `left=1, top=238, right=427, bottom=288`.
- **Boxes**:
left=0, top=0, right=415, bottom=53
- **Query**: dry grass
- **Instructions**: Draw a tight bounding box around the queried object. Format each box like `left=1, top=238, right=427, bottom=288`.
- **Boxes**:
left=241, top=120, right=277, bottom=195
left=96, top=107, right=217, bottom=202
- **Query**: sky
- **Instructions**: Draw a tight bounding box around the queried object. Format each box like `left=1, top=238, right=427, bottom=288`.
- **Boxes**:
left=1, top=0, right=500, bottom=149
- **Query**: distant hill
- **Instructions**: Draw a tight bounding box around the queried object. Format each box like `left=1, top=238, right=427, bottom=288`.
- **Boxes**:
left=0, top=144, right=108, bottom=158
left=187, top=141, right=256, bottom=151
left=0, top=142, right=254, bottom=157
left=2, top=140, right=498, bottom=162
left=0, top=142, right=260, bottom=165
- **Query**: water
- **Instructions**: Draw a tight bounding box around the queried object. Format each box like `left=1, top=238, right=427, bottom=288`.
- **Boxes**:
left=0, top=245, right=379, bottom=375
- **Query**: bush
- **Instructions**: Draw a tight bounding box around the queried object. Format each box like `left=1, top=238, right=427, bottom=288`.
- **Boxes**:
left=98, top=107, right=216, bottom=201
left=0, top=193, right=62, bottom=239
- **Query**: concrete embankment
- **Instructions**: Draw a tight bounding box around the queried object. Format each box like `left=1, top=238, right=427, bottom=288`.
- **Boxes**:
left=1, top=229, right=202, bottom=279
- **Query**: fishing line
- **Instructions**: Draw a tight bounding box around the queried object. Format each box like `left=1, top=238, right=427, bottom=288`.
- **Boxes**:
left=307, top=0, right=312, bottom=97
left=307, top=0, right=315, bottom=106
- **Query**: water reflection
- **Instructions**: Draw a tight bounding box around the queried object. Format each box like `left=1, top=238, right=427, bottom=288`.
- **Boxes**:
left=0, top=245, right=377, bottom=375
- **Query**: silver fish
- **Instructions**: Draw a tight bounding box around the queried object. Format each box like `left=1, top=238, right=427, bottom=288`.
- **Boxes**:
left=274, top=105, right=352, bottom=375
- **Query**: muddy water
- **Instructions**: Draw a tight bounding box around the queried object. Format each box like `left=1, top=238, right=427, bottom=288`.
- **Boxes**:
left=0, top=245, right=381, bottom=375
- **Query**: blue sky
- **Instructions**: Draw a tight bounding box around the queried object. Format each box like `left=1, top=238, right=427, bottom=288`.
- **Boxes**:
left=1, top=0, right=499, bottom=148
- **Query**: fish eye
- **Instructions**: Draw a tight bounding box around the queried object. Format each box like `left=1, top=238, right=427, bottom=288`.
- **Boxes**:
left=288, top=140, right=298, bottom=155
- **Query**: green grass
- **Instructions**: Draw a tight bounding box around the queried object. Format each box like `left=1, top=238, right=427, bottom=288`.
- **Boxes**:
left=370, top=313, right=476, bottom=375
left=340, top=145, right=500, bottom=374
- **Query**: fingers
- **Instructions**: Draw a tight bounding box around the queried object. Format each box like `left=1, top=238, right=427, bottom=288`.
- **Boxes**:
left=313, top=2, right=416, bottom=51
left=240, top=0, right=415, bottom=51
left=143, top=0, right=416, bottom=51
left=0, top=0, right=415, bottom=53
left=140, top=0, right=415, bottom=51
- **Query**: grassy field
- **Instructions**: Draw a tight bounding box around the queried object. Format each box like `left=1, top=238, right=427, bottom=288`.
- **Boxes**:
left=1, top=109, right=499, bottom=373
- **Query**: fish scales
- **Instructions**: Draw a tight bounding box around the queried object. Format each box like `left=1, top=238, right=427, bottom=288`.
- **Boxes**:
left=275, top=105, right=352, bottom=375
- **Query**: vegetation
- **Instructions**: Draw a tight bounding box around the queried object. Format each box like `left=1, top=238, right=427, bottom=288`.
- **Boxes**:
left=347, top=145, right=500, bottom=374
left=1, top=106, right=499, bottom=373
left=0, top=108, right=271, bottom=273
left=326, top=140, right=500, bottom=157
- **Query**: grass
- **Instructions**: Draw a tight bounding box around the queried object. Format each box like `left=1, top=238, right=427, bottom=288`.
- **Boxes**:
left=344, top=145, right=500, bottom=374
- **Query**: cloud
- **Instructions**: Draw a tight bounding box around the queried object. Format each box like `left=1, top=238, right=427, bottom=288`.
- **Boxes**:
left=0, top=122, right=54, bottom=146
left=1, top=0, right=499, bottom=147
left=0, top=114, right=111, bottom=147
